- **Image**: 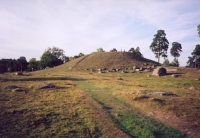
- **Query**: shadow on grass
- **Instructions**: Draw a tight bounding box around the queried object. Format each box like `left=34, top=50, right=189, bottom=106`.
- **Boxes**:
left=5, top=77, right=86, bottom=82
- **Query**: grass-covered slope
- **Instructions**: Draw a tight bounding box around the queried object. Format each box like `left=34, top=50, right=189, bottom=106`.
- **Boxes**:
left=64, top=52, right=159, bottom=70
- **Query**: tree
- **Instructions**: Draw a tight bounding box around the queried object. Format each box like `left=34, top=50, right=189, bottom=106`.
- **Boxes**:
left=28, top=58, right=39, bottom=71
left=97, top=48, right=105, bottom=53
left=111, top=48, right=117, bottom=52
left=78, top=53, right=84, bottom=57
left=191, top=44, right=200, bottom=68
left=40, top=51, right=62, bottom=68
left=150, top=30, right=169, bottom=63
left=129, top=47, right=135, bottom=53
left=170, top=42, right=182, bottom=61
left=46, top=46, right=65, bottom=59
left=197, top=24, right=200, bottom=37
left=170, top=58, right=179, bottom=67
left=62, top=56, right=69, bottom=63
left=17, top=56, right=28, bottom=71
left=187, top=56, right=195, bottom=67
left=163, top=59, right=170, bottom=66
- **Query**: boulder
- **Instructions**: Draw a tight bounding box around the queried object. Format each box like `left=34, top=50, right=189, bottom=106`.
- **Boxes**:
left=152, top=67, right=167, bottom=76
left=15, top=72, right=23, bottom=75
left=12, top=88, right=24, bottom=92
left=37, top=83, right=56, bottom=89
left=117, top=77, right=123, bottom=80
left=5, top=85, right=19, bottom=89
left=171, top=74, right=179, bottom=78
left=189, top=86, right=197, bottom=90
left=148, top=92, right=177, bottom=96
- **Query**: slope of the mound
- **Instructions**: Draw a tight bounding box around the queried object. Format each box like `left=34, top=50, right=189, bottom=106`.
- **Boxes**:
left=69, top=52, right=159, bottom=69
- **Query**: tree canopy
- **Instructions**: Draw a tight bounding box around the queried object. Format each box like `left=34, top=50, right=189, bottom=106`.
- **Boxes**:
left=97, top=48, right=105, bottom=53
left=17, top=56, right=28, bottom=71
left=150, top=30, right=169, bottom=63
left=46, top=46, right=65, bottom=59
left=197, top=24, right=200, bottom=37
left=170, top=42, right=182, bottom=61
left=40, top=51, right=63, bottom=68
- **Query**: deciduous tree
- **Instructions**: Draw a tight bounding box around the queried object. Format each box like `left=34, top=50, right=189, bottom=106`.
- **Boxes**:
left=97, top=48, right=105, bottom=53
left=17, top=56, right=28, bottom=71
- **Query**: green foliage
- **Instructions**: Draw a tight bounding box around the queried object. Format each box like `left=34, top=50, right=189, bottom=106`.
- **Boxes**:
left=97, top=47, right=105, bottom=53
left=78, top=53, right=84, bottom=57
left=28, top=58, right=39, bottom=71
left=40, top=51, right=63, bottom=68
left=111, top=48, right=117, bottom=52
left=129, top=47, right=135, bottom=53
left=170, top=58, right=179, bottom=67
left=46, top=46, right=65, bottom=59
left=197, top=24, right=200, bottom=37
left=186, top=56, right=195, bottom=67
left=187, top=44, right=200, bottom=68
left=150, top=30, right=169, bottom=63
left=17, top=56, right=28, bottom=71
left=170, top=42, right=182, bottom=60
left=163, top=59, right=170, bottom=66
left=62, top=56, right=69, bottom=63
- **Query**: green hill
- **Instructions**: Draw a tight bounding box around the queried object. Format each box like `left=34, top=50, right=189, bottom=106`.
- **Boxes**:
left=63, top=52, right=159, bottom=70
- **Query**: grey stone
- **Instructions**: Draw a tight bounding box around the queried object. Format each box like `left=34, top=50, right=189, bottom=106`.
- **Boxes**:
left=12, top=88, right=24, bottom=92
left=171, top=74, right=179, bottom=78
left=15, top=72, right=23, bottom=75
left=189, top=86, right=197, bottom=90
left=37, top=83, right=56, bottom=89
left=5, top=85, right=19, bottom=89
left=148, top=92, right=177, bottom=96
left=152, top=67, right=167, bottom=76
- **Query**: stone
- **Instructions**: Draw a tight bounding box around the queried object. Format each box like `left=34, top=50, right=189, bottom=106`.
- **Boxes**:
left=5, top=85, right=19, bottom=89
left=148, top=92, right=177, bottom=96
left=12, top=88, right=24, bottom=92
left=135, top=69, right=140, bottom=72
left=152, top=67, right=167, bottom=76
left=189, top=86, right=197, bottom=90
left=15, top=72, right=23, bottom=75
left=171, top=74, right=179, bottom=78
left=37, top=83, right=56, bottom=89
left=117, top=77, right=123, bottom=80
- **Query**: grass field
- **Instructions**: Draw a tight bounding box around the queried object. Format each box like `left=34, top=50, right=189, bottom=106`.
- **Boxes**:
left=0, top=55, right=200, bottom=137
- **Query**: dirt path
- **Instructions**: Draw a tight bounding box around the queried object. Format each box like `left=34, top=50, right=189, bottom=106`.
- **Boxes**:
left=73, top=55, right=90, bottom=68
left=78, top=90, right=131, bottom=138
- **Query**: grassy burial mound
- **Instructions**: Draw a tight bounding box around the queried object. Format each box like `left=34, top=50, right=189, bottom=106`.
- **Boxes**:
left=65, top=52, right=159, bottom=70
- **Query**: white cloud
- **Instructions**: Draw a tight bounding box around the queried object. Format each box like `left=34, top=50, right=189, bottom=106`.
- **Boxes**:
left=0, top=0, right=200, bottom=65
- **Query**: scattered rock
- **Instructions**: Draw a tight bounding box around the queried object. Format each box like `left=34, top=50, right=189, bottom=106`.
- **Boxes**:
left=189, top=86, right=197, bottom=90
left=121, top=70, right=127, bottom=73
left=37, top=83, right=56, bottom=89
left=171, top=74, right=179, bottom=78
left=135, top=69, right=140, bottom=72
left=196, top=78, right=200, bottom=81
left=12, top=88, right=24, bottom=92
left=147, top=75, right=150, bottom=77
left=5, top=85, right=19, bottom=89
left=117, top=77, right=123, bottom=80
left=15, top=72, right=23, bottom=75
left=148, top=92, right=177, bottom=96
left=152, top=67, right=167, bottom=76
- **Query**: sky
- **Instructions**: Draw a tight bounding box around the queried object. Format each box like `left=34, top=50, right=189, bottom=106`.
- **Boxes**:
left=0, top=0, right=200, bottom=66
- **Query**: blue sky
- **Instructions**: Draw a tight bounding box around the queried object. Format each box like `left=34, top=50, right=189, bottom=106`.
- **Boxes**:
left=0, top=0, right=200, bottom=66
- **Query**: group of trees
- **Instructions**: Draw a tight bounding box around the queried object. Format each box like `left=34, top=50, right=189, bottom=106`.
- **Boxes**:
left=186, top=25, right=200, bottom=67
left=0, top=57, right=28, bottom=73
left=150, top=30, right=182, bottom=66
left=0, top=47, right=73, bottom=73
